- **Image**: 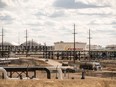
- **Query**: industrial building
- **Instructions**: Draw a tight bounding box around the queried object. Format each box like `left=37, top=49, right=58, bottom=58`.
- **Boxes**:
left=105, top=45, right=116, bottom=50
left=0, top=41, right=53, bottom=57
left=0, top=41, right=53, bottom=52
left=54, top=41, right=87, bottom=51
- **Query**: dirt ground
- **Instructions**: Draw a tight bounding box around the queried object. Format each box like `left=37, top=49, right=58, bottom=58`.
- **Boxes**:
left=0, top=78, right=115, bottom=87
left=0, top=57, right=116, bottom=87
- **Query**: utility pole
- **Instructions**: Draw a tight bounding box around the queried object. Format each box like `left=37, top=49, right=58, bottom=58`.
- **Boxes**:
left=31, top=39, right=33, bottom=51
left=88, top=29, right=91, bottom=61
left=1, top=28, right=4, bottom=58
left=73, top=24, right=77, bottom=63
left=18, top=32, right=20, bottom=45
left=25, top=29, right=28, bottom=57
left=44, top=43, right=48, bottom=61
left=32, top=39, right=33, bottom=47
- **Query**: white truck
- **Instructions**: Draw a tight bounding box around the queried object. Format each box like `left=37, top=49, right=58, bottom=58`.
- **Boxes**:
left=80, top=62, right=102, bottom=71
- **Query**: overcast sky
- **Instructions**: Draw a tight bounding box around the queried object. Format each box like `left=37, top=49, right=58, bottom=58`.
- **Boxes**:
left=0, top=0, right=116, bottom=46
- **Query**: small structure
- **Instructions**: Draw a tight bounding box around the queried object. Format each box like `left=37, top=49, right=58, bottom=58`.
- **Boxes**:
left=81, top=69, right=85, bottom=79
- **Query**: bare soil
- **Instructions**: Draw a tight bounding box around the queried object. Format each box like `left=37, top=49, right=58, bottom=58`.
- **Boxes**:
left=0, top=79, right=115, bottom=87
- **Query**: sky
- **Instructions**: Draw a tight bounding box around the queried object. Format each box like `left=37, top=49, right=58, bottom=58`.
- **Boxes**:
left=0, top=0, right=116, bottom=46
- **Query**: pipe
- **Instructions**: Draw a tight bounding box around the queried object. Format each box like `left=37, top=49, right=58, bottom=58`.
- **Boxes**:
left=3, top=66, right=51, bottom=79
left=42, top=68, right=51, bottom=79
left=0, top=67, right=39, bottom=80
left=57, top=66, right=63, bottom=80
left=47, top=66, right=63, bottom=80
left=1, top=66, right=61, bottom=80
left=0, top=67, right=19, bottom=79
left=0, top=67, right=9, bottom=79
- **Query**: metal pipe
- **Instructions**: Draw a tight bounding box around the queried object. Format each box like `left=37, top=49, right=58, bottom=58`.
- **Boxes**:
left=0, top=67, right=9, bottom=79
left=47, top=66, right=63, bottom=80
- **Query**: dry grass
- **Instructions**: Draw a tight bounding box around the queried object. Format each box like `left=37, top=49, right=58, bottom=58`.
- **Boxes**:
left=1, top=58, right=116, bottom=87
left=0, top=79, right=115, bottom=87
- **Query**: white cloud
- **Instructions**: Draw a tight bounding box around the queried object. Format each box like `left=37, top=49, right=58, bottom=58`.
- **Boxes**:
left=76, top=0, right=116, bottom=7
left=54, top=0, right=111, bottom=9
left=0, top=0, right=115, bottom=46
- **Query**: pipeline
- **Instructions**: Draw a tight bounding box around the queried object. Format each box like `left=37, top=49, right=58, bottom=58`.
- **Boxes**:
left=0, top=67, right=32, bottom=80
left=47, top=66, right=63, bottom=80
left=0, top=66, right=63, bottom=80
left=57, top=66, right=63, bottom=80
left=0, top=67, right=9, bottom=79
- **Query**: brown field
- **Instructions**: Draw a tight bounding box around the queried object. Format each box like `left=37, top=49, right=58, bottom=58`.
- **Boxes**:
left=0, top=79, right=115, bottom=87
left=0, top=57, right=116, bottom=87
